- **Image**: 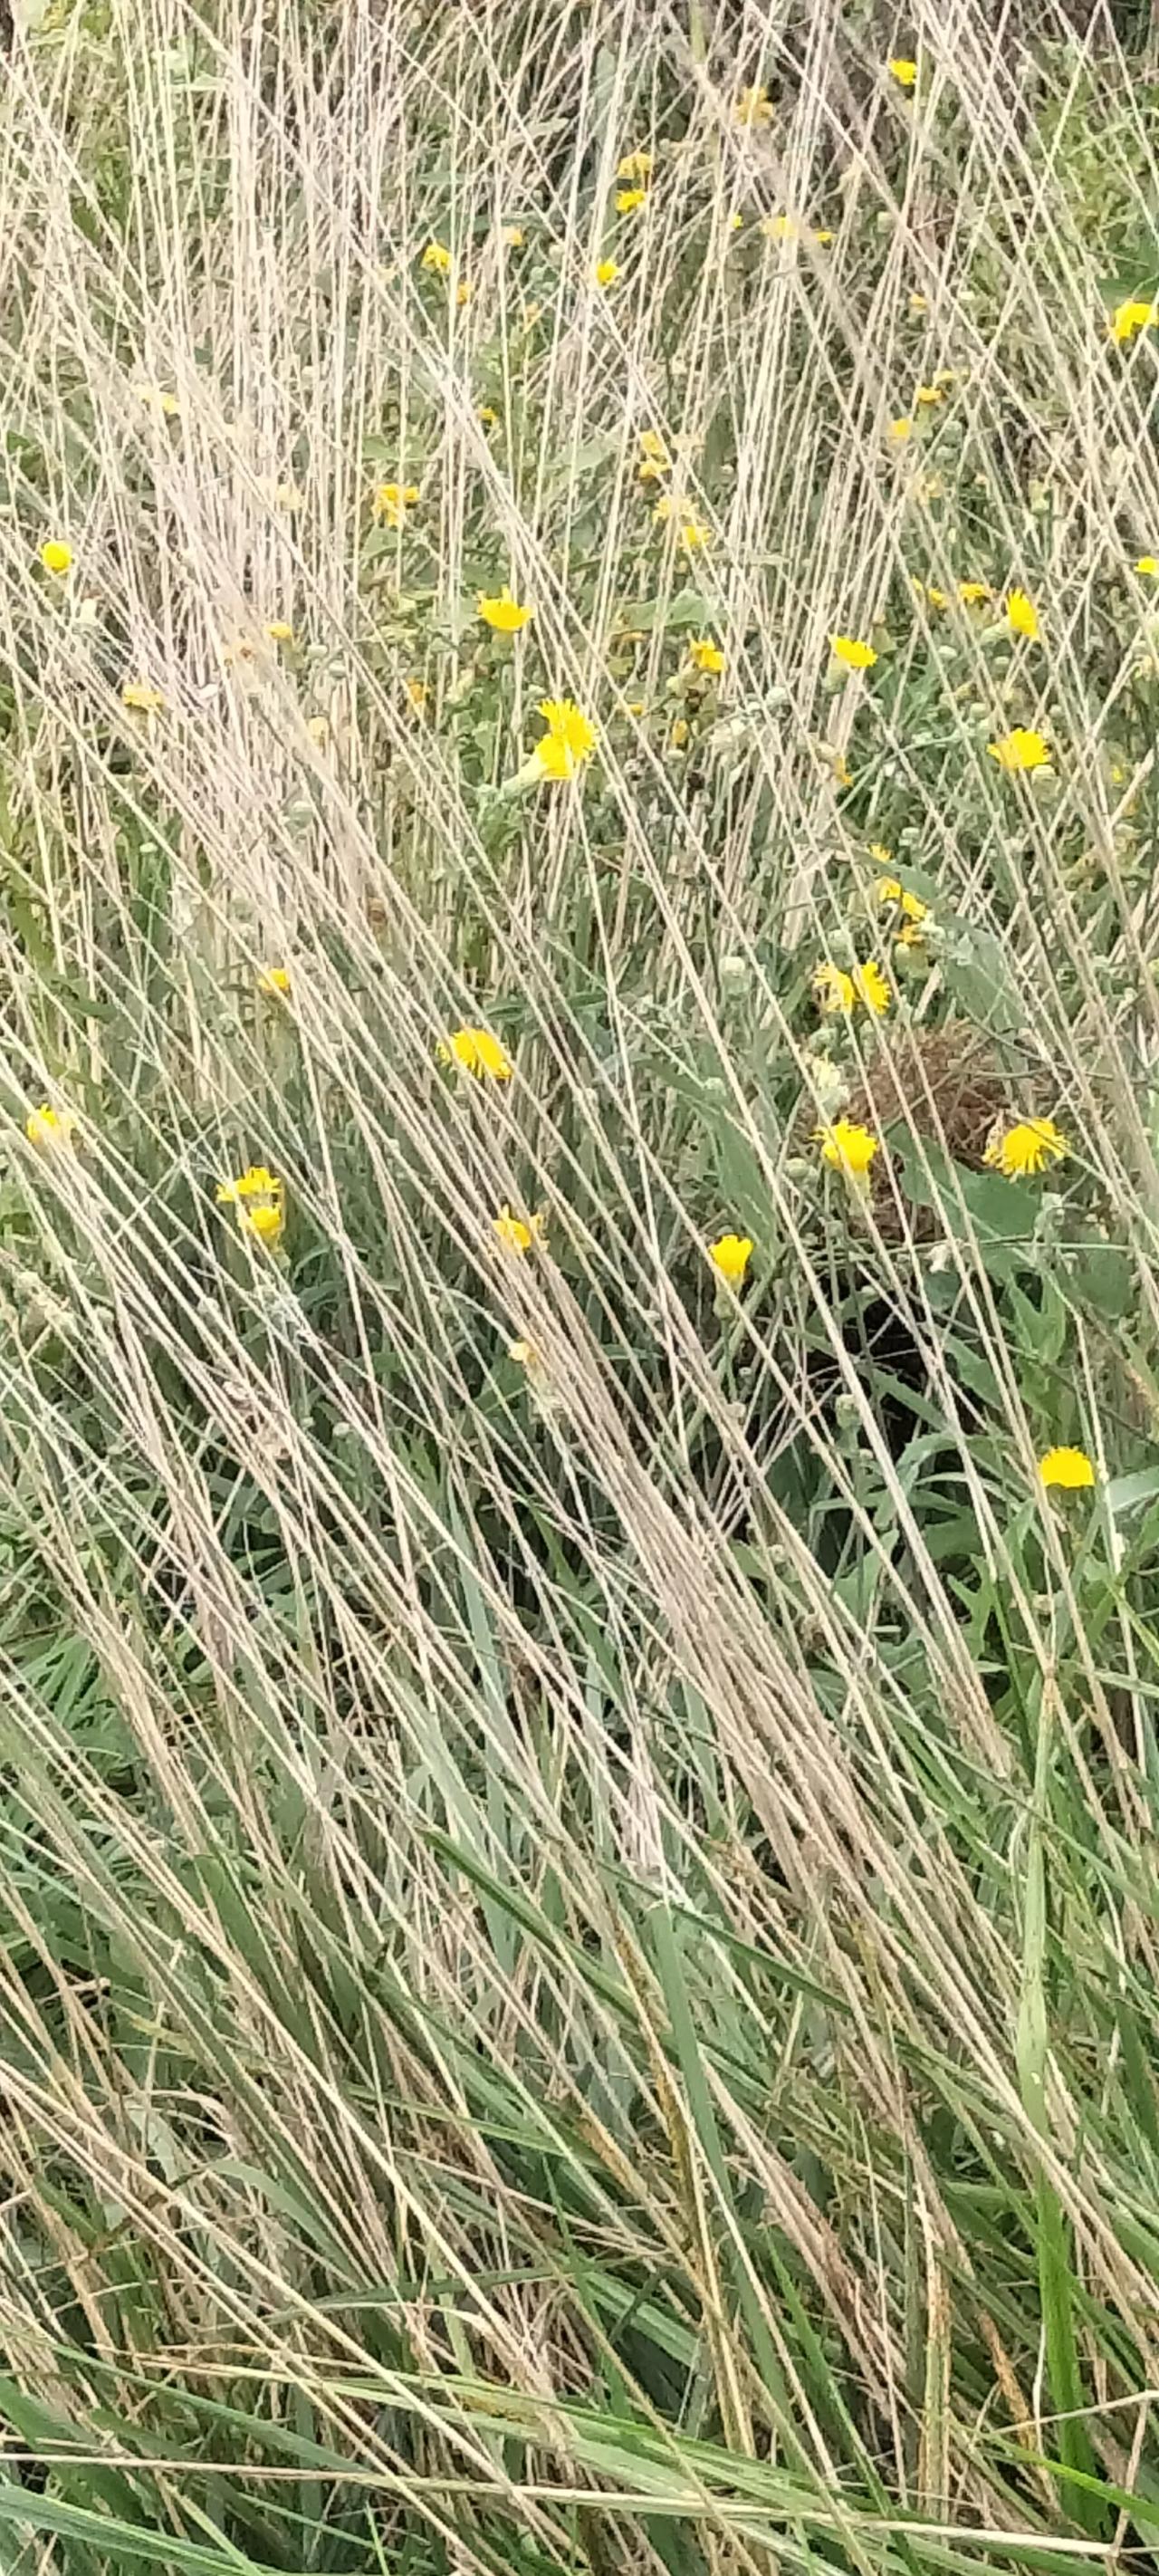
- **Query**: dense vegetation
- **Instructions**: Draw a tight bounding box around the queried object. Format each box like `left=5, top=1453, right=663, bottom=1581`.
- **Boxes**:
left=1, top=4, right=1159, bottom=2572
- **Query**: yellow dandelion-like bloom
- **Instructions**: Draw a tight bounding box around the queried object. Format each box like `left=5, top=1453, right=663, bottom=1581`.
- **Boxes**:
left=679, top=517, right=709, bottom=554
left=405, top=678, right=429, bottom=713
left=914, top=381, right=945, bottom=407
left=478, top=587, right=533, bottom=635
left=216, top=1166, right=285, bottom=1245
left=830, top=633, right=876, bottom=670
left=909, top=290, right=928, bottom=313
left=477, top=404, right=499, bottom=428
left=421, top=241, right=452, bottom=274
left=507, top=1338, right=537, bottom=1367
left=1135, top=555, right=1159, bottom=574
left=988, top=726, right=1050, bottom=773
left=617, top=148, right=653, bottom=181
left=40, top=540, right=73, bottom=576
left=888, top=415, right=914, bottom=443
left=258, top=966, right=291, bottom=995
left=637, top=430, right=670, bottom=483
left=1110, top=298, right=1157, bottom=344
left=595, top=257, right=620, bottom=288
left=529, top=697, right=599, bottom=781
left=669, top=717, right=690, bottom=750
left=373, top=481, right=420, bottom=526
left=26, top=1102, right=78, bottom=1150
left=687, top=636, right=724, bottom=676
left=958, top=580, right=991, bottom=605
left=876, top=876, right=927, bottom=925
left=734, top=83, right=773, bottom=126
left=263, top=620, right=294, bottom=645
left=455, top=280, right=472, bottom=307
left=868, top=841, right=893, bottom=867
left=709, top=1232, right=753, bottom=1287
left=813, top=961, right=856, bottom=1014
left=617, top=185, right=647, bottom=215
left=983, top=1117, right=1068, bottom=1178
left=134, top=381, right=180, bottom=418
left=1039, top=1445, right=1096, bottom=1490
left=852, top=960, right=891, bottom=1014
left=500, top=224, right=525, bottom=247
left=726, top=210, right=743, bottom=234
left=438, top=1027, right=513, bottom=1081
left=1006, top=587, right=1039, bottom=640
left=493, top=1206, right=545, bottom=1256
left=121, top=680, right=166, bottom=713
left=816, top=1119, right=879, bottom=1178
left=888, top=55, right=918, bottom=84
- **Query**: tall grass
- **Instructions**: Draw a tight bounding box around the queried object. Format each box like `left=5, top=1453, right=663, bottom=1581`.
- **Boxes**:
left=0, top=2, right=1158, bottom=2571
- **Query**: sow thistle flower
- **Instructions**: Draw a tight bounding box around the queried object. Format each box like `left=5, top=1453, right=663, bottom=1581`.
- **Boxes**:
left=40, top=540, right=73, bottom=576
left=493, top=1206, right=545, bottom=1255
left=709, top=1232, right=753, bottom=1287
left=1110, top=298, right=1157, bottom=344
left=815, top=1119, right=879, bottom=1179
left=121, top=680, right=166, bottom=713
left=988, top=726, right=1050, bottom=774
left=216, top=1165, right=285, bottom=1245
left=958, top=579, right=991, bottom=606
left=687, top=636, right=724, bottom=676
left=637, top=428, right=670, bottom=483
left=734, top=83, right=773, bottom=126
left=478, top=587, right=533, bottom=634
left=617, top=147, right=653, bottom=181
left=595, top=257, right=620, bottom=288
left=1135, top=554, right=1159, bottom=575
left=372, top=481, right=420, bottom=526
left=1039, top=1445, right=1096, bottom=1491
left=888, top=55, right=918, bottom=84
left=814, top=962, right=856, bottom=1014
left=830, top=633, right=876, bottom=671
left=616, top=185, right=647, bottom=216
left=984, top=1116, right=1068, bottom=1178
left=421, top=241, right=452, bottom=274
left=525, top=697, right=599, bottom=782
left=26, top=1102, right=78, bottom=1150
left=1006, top=587, right=1039, bottom=640
left=876, top=875, right=927, bottom=925
left=257, top=965, right=291, bottom=996
left=438, top=1027, right=513, bottom=1081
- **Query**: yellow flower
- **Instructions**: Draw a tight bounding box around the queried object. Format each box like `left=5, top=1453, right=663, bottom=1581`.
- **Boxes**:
left=868, top=841, right=893, bottom=867
left=39, top=540, right=72, bottom=575
left=216, top=1166, right=285, bottom=1245
left=373, top=481, right=420, bottom=526
left=405, top=677, right=429, bottom=711
left=263, top=620, right=294, bottom=644
left=421, top=241, right=452, bottom=274
left=687, top=636, right=724, bottom=675
left=1039, top=1445, right=1096, bottom=1490
left=1110, top=298, right=1157, bottom=344
left=816, top=1119, right=879, bottom=1178
left=438, top=1027, right=513, bottom=1081
left=988, top=726, right=1050, bottom=773
left=670, top=717, right=690, bottom=749
left=121, top=680, right=166, bottom=713
left=134, top=381, right=180, bottom=418
left=478, top=405, right=499, bottom=428
left=617, top=148, right=653, bottom=181
left=909, top=291, right=928, bottom=313
left=726, top=211, right=743, bottom=233
left=637, top=428, right=671, bottom=482
left=913, top=580, right=949, bottom=610
left=530, top=697, right=599, bottom=781
left=258, top=966, right=291, bottom=995
left=617, top=186, right=647, bottom=215
left=814, top=961, right=856, bottom=1014
left=660, top=513, right=710, bottom=553
left=478, top=586, right=533, bottom=633
left=888, top=414, right=914, bottom=442
left=734, top=83, right=773, bottom=126
left=813, top=227, right=835, bottom=246
left=888, top=55, right=918, bottom=84
left=493, top=1206, right=544, bottom=1255
left=595, top=258, right=620, bottom=288
left=455, top=280, right=472, bottom=307
left=507, top=1338, right=537, bottom=1366
left=830, top=633, right=876, bottom=669
left=500, top=223, right=525, bottom=247
left=709, top=1232, right=753, bottom=1287
left=852, top=960, right=891, bottom=1014
left=958, top=580, right=991, bottom=605
left=1007, top=587, right=1039, bottom=640
left=1136, top=555, right=1159, bottom=574
left=760, top=214, right=798, bottom=242
left=915, top=381, right=945, bottom=406
left=26, top=1102, right=78, bottom=1150
left=983, top=1117, right=1068, bottom=1178
left=876, top=875, right=927, bottom=922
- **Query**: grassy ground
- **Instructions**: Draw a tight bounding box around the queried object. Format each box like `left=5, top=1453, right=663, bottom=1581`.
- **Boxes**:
left=2, top=1, right=1159, bottom=2570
